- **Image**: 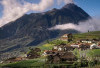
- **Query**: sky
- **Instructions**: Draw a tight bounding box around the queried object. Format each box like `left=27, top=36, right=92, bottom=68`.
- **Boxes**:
left=27, top=0, right=100, bottom=16
left=0, top=0, right=100, bottom=27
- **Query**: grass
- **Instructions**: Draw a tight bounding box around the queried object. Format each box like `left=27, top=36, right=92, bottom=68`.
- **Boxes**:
left=1, top=31, right=100, bottom=68
left=74, top=31, right=100, bottom=40
left=0, top=57, right=46, bottom=68
left=86, top=49, right=100, bottom=58
left=38, top=44, right=55, bottom=51
left=83, top=64, right=100, bottom=68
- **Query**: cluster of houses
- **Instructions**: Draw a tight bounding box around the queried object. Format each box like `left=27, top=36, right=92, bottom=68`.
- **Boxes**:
left=43, top=34, right=100, bottom=56
left=1, top=48, right=41, bottom=63
left=1, top=33, right=100, bottom=64
left=43, top=33, right=100, bottom=63
left=61, top=34, right=100, bottom=49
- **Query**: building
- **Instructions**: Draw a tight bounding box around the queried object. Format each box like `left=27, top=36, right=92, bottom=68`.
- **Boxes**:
left=60, top=34, right=68, bottom=41
left=90, top=44, right=100, bottom=49
left=43, top=50, right=57, bottom=56
left=47, top=52, right=77, bottom=63
left=53, top=44, right=66, bottom=51
left=80, top=39, right=92, bottom=43
left=53, top=44, right=74, bottom=52
left=79, top=44, right=90, bottom=50
left=71, top=44, right=79, bottom=48
left=60, top=33, right=73, bottom=42
left=92, top=39, right=99, bottom=43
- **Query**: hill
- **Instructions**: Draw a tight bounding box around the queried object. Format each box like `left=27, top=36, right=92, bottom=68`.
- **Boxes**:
left=74, top=31, right=100, bottom=41
left=1, top=30, right=100, bottom=67
left=38, top=31, right=100, bottom=51
left=0, top=3, right=91, bottom=60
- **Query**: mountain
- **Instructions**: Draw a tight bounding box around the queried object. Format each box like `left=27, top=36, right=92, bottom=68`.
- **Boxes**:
left=0, top=3, right=91, bottom=57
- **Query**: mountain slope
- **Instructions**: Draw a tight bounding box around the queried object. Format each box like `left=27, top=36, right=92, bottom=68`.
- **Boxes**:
left=0, top=4, right=91, bottom=54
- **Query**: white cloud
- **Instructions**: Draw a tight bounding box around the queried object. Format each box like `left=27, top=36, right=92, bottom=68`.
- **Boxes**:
left=57, top=0, right=74, bottom=5
left=64, top=0, right=74, bottom=4
left=0, top=0, right=54, bottom=27
left=49, top=18, right=100, bottom=32
left=0, top=0, right=75, bottom=27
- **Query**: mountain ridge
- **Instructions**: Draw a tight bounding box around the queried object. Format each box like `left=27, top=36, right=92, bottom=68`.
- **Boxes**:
left=0, top=3, right=91, bottom=55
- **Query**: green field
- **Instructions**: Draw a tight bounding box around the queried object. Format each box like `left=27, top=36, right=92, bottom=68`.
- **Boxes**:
left=74, top=31, right=100, bottom=40
left=0, top=31, right=100, bottom=68
left=0, top=57, right=46, bottom=68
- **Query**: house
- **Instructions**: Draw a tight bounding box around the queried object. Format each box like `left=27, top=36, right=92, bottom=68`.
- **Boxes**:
left=53, top=44, right=66, bottom=51
left=79, top=43, right=90, bottom=50
left=64, top=46, right=75, bottom=51
left=98, top=43, right=100, bottom=47
left=57, top=45, right=65, bottom=51
left=60, top=34, right=68, bottom=41
left=53, top=44, right=74, bottom=52
left=98, top=44, right=100, bottom=47
left=5, top=57, right=27, bottom=63
left=71, top=44, right=79, bottom=48
left=53, top=46, right=58, bottom=50
left=80, top=39, right=92, bottom=43
left=92, top=39, right=99, bottom=43
left=97, top=42, right=100, bottom=47
left=43, top=50, right=57, bottom=56
left=90, top=43, right=100, bottom=49
left=60, top=52, right=77, bottom=61
left=47, top=52, right=77, bottom=63
left=60, top=33, right=73, bottom=42
left=0, top=61, right=3, bottom=64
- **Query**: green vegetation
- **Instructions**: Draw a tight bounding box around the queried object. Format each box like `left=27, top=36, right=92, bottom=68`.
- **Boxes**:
left=0, top=31, right=100, bottom=68
left=74, top=31, right=100, bottom=40
left=0, top=57, right=46, bottom=68
left=87, top=49, right=100, bottom=58
left=47, top=40, right=67, bottom=45
left=38, top=43, right=55, bottom=51
left=73, top=48, right=80, bottom=59
left=1, top=49, right=100, bottom=68
left=38, top=40, right=67, bottom=51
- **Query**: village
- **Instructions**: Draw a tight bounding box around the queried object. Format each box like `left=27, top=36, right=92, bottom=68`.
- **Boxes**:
left=0, top=33, right=100, bottom=68
left=42, top=33, right=100, bottom=63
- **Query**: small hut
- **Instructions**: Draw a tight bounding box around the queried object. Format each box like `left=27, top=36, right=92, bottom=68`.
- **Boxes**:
left=60, top=52, right=77, bottom=62
left=60, top=33, right=73, bottom=42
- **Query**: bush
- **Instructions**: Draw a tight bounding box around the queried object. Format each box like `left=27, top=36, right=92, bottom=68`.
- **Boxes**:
left=81, top=60, right=88, bottom=67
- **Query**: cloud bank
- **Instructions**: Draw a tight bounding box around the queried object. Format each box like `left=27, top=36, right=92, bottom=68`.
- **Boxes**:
left=0, top=0, right=54, bottom=27
left=49, top=18, right=100, bottom=32
left=0, top=0, right=74, bottom=27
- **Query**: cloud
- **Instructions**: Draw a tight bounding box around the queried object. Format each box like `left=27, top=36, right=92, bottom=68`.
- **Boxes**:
left=0, top=0, right=75, bottom=27
left=0, top=0, right=54, bottom=27
left=64, top=0, right=74, bottom=4
left=57, top=0, right=74, bottom=5
left=49, top=18, right=100, bottom=32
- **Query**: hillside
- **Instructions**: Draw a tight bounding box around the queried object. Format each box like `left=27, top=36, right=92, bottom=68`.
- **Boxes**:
left=0, top=31, right=100, bottom=68
left=0, top=3, right=91, bottom=56
left=38, top=31, right=100, bottom=51
left=74, top=31, right=100, bottom=41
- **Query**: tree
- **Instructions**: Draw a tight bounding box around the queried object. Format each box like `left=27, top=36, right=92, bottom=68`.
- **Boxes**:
left=27, top=48, right=41, bottom=59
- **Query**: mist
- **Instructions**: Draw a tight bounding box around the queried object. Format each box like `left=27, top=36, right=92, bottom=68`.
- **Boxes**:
left=49, top=18, right=100, bottom=33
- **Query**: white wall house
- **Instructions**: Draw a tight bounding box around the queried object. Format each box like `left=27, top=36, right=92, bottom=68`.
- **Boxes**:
left=81, top=40, right=92, bottom=43
left=58, top=47, right=63, bottom=51
left=71, top=45, right=79, bottom=48
left=54, top=46, right=58, bottom=50
left=90, top=44, right=100, bottom=49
